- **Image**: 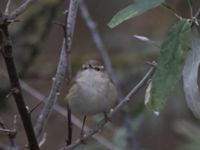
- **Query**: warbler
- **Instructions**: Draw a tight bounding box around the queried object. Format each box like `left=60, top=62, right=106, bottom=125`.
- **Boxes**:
left=66, top=60, right=117, bottom=116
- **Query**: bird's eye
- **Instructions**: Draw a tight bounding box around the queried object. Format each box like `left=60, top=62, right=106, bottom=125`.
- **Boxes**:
left=94, top=65, right=104, bottom=71
left=94, top=67, right=100, bottom=71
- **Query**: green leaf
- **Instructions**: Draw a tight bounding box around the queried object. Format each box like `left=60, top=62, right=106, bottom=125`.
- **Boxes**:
left=108, top=0, right=165, bottom=28
left=145, top=19, right=192, bottom=112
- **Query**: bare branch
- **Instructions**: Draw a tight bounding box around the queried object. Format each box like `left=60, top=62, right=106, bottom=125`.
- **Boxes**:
left=61, top=66, right=155, bottom=150
left=4, top=0, right=12, bottom=16
left=34, top=40, right=67, bottom=137
left=0, top=128, right=16, bottom=135
left=38, top=133, right=47, bottom=147
left=0, top=117, right=19, bottom=150
left=64, top=0, right=80, bottom=144
left=66, top=0, right=79, bottom=43
left=194, top=7, right=200, bottom=18
left=20, top=80, right=120, bottom=150
left=8, top=0, right=38, bottom=20
left=191, top=6, right=200, bottom=26
left=0, top=21, right=39, bottom=150
left=66, top=103, right=72, bottom=145
left=34, top=0, right=79, bottom=139
left=79, top=0, right=117, bottom=85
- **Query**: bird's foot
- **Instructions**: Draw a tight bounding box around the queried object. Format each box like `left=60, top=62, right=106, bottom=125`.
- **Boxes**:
left=80, top=134, right=87, bottom=144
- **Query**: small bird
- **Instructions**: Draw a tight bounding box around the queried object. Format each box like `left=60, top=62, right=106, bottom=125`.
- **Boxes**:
left=66, top=60, right=117, bottom=136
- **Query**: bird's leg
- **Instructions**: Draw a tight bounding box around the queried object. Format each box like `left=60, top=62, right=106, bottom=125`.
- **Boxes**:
left=80, top=115, right=87, bottom=143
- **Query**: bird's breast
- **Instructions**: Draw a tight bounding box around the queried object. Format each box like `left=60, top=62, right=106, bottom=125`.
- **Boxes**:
left=71, top=69, right=116, bottom=115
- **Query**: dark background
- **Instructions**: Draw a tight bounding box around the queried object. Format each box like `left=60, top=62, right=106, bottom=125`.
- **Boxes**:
left=0, top=0, right=200, bottom=150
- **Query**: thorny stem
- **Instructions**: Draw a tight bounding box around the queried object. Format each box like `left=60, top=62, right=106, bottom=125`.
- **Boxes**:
left=0, top=21, right=39, bottom=150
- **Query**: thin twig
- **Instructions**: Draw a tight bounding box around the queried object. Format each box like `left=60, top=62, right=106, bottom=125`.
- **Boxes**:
left=65, top=0, right=79, bottom=49
left=34, top=0, right=79, bottom=139
left=30, top=101, right=43, bottom=113
left=20, top=80, right=120, bottom=150
left=0, top=128, right=16, bottom=135
left=61, top=66, right=155, bottom=150
left=0, top=22, right=39, bottom=150
left=0, top=117, right=19, bottom=150
left=79, top=0, right=117, bottom=86
left=8, top=0, right=37, bottom=20
left=38, top=133, right=47, bottom=147
left=4, top=0, right=12, bottom=16
left=66, top=103, right=72, bottom=145
left=187, top=0, right=193, bottom=18
left=34, top=40, right=67, bottom=137
left=63, top=0, right=80, bottom=144
left=194, top=7, right=200, bottom=18
left=161, top=3, right=182, bottom=20
left=191, top=7, right=200, bottom=26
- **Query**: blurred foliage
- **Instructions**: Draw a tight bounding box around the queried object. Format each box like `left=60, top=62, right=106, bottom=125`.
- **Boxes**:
left=12, top=0, right=63, bottom=75
left=172, top=119, right=200, bottom=150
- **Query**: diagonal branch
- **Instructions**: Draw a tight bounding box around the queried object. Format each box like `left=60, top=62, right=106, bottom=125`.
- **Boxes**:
left=34, top=0, right=79, bottom=139
left=61, top=66, right=155, bottom=150
left=20, top=80, right=120, bottom=150
left=34, top=40, right=68, bottom=137
left=79, top=0, right=117, bottom=85
left=8, top=0, right=38, bottom=20
left=194, top=7, right=200, bottom=18
left=4, top=0, right=12, bottom=16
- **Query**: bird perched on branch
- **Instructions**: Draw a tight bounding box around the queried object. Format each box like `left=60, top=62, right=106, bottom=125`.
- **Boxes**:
left=66, top=59, right=117, bottom=137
